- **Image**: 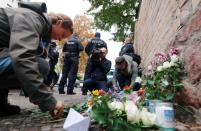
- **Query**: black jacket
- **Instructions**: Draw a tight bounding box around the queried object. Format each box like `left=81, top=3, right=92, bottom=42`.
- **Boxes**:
left=119, top=43, right=134, bottom=56
left=85, top=37, right=107, bottom=56
left=84, top=58, right=111, bottom=81
left=63, top=35, right=83, bottom=58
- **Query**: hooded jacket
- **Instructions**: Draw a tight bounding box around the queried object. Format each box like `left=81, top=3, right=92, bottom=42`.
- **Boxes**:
left=113, top=55, right=138, bottom=89
left=0, top=2, right=56, bottom=111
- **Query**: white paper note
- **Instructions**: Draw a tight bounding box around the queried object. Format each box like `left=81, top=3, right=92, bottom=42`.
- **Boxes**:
left=63, top=108, right=91, bottom=131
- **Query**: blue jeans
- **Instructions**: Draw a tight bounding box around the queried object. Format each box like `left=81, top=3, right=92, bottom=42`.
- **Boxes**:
left=82, top=78, right=108, bottom=92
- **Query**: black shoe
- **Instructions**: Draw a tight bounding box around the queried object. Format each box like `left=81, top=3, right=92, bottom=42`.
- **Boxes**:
left=82, top=92, right=87, bottom=95
left=59, top=91, right=65, bottom=94
left=0, top=104, right=20, bottom=117
left=67, top=91, right=76, bottom=95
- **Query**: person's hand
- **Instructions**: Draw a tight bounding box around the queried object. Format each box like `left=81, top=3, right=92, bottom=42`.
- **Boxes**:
left=50, top=101, right=64, bottom=119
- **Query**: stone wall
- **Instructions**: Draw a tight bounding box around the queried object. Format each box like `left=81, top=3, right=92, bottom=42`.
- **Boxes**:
left=135, top=0, right=201, bottom=108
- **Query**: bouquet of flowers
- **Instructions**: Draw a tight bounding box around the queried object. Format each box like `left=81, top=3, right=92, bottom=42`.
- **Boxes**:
left=142, top=47, right=184, bottom=101
left=86, top=88, right=157, bottom=131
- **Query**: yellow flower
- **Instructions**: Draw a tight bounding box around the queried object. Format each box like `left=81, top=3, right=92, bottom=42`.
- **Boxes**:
left=92, top=90, right=100, bottom=96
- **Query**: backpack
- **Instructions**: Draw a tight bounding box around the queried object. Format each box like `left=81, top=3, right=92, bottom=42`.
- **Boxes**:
left=132, top=53, right=141, bottom=65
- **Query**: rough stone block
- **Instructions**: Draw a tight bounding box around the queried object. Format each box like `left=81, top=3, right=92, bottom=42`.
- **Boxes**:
left=183, top=42, right=201, bottom=84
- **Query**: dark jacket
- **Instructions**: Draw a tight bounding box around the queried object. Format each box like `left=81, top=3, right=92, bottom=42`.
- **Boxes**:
left=84, top=58, right=111, bottom=81
left=0, top=2, right=56, bottom=111
left=119, top=43, right=141, bottom=65
left=119, top=43, right=134, bottom=56
left=63, top=34, right=83, bottom=58
left=85, top=37, right=107, bottom=56
left=48, top=42, right=59, bottom=65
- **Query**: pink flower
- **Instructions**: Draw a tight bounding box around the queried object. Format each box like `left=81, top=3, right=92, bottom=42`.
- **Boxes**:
left=169, top=47, right=180, bottom=56
left=99, top=89, right=106, bottom=96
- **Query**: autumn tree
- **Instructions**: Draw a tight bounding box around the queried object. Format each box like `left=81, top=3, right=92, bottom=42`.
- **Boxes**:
left=86, top=0, right=141, bottom=41
left=73, top=15, right=94, bottom=74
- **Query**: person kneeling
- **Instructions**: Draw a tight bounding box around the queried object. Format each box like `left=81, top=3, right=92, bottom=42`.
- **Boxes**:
left=113, top=55, right=139, bottom=91
left=82, top=48, right=111, bottom=95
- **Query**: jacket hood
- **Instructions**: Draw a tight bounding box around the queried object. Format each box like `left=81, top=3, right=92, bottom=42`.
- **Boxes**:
left=123, top=55, right=133, bottom=74
left=18, top=2, right=47, bottom=13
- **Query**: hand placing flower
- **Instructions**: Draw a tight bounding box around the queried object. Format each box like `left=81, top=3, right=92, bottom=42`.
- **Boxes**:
left=137, top=88, right=145, bottom=96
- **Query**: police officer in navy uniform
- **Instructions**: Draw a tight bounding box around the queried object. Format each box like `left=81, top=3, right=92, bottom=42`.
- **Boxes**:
left=119, top=37, right=135, bottom=58
left=119, top=37, right=141, bottom=66
left=85, top=32, right=107, bottom=56
left=59, top=33, right=84, bottom=94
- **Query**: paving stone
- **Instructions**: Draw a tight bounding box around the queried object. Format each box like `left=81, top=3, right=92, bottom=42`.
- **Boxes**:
left=41, top=125, right=51, bottom=131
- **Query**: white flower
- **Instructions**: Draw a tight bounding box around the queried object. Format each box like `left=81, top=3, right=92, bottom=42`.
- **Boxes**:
left=140, top=108, right=156, bottom=126
left=163, top=61, right=171, bottom=69
left=107, top=100, right=124, bottom=111
left=97, top=100, right=102, bottom=104
left=147, top=65, right=152, bottom=71
left=170, top=61, right=175, bottom=67
left=157, top=66, right=163, bottom=72
left=115, top=101, right=124, bottom=111
left=162, top=80, right=169, bottom=86
left=170, top=55, right=178, bottom=63
left=135, top=77, right=142, bottom=83
left=125, top=100, right=140, bottom=124
left=108, top=101, right=116, bottom=111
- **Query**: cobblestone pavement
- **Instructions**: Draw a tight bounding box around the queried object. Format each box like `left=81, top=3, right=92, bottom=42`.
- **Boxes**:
left=0, top=86, right=87, bottom=131
left=1, top=86, right=201, bottom=131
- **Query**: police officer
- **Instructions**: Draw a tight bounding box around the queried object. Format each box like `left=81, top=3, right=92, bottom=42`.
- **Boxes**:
left=119, top=37, right=141, bottom=65
left=119, top=37, right=135, bottom=57
left=85, top=32, right=107, bottom=56
left=59, top=33, right=84, bottom=94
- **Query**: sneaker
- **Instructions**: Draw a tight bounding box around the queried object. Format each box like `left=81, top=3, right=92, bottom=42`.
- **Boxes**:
left=0, top=104, right=20, bottom=117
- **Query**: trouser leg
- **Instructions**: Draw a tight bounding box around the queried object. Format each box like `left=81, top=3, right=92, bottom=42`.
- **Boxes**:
left=97, top=81, right=108, bottom=92
left=0, top=89, right=20, bottom=117
left=67, top=58, right=78, bottom=92
left=83, top=79, right=99, bottom=92
left=0, top=88, right=8, bottom=105
left=59, top=59, right=70, bottom=92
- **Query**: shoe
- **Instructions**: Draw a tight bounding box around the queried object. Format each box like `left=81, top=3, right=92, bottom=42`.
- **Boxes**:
left=59, top=91, right=65, bottom=94
left=0, top=104, right=20, bottom=117
left=67, top=91, right=76, bottom=95
left=82, top=92, right=87, bottom=95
